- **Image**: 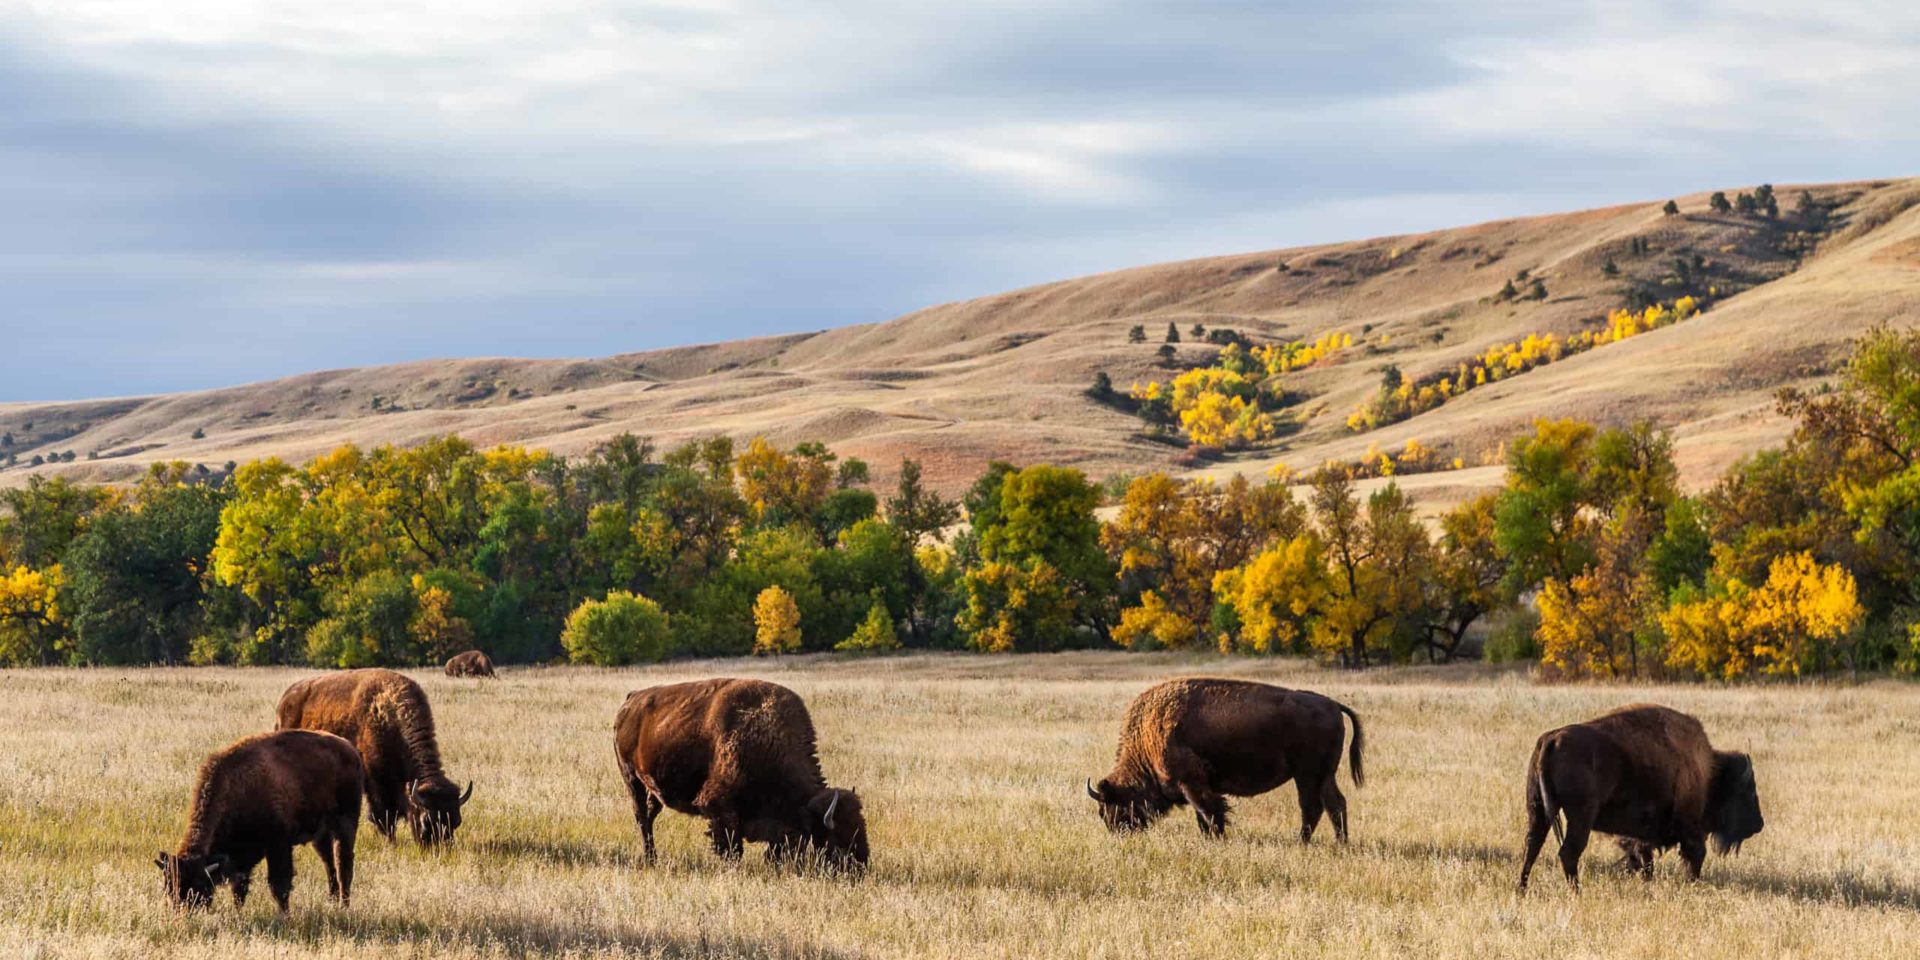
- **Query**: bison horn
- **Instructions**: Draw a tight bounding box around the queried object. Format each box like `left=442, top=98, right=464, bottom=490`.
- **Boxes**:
left=1085, top=778, right=1102, bottom=802
left=824, top=790, right=841, bottom=830
left=460, top=781, right=474, bottom=805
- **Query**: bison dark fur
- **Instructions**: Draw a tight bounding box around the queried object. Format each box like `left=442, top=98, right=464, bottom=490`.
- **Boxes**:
left=615, top=678, right=868, bottom=870
left=277, top=668, right=472, bottom=846
left=1519, top=703, right=1763, bottom=891
left=156, top=730, right=362, bottom=911
left=1087, top=677, right=1365, bottom=841
left=444, top=650, right=496, bottom=678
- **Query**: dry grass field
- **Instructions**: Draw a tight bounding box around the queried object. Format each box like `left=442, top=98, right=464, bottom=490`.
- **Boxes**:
left=4, top=654, right=1919, bottom=959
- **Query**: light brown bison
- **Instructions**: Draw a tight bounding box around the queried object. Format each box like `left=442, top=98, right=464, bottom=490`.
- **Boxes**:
left=155, top=729, right=362, bottom=911
left=277, top=668, right=473, bottom=846
left=444, top=650, right=496, bottom=678
left=615, top=678, right=868, bottom=870
left=1086, top=677, right=1364, bottom=840
left=1519, top=703, right=1763, bottom=891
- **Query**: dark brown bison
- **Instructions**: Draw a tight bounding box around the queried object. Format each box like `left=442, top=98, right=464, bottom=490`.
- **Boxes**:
left=155, top=729, right=362, bottom=911
left=615, top=678, right=868, bottom=870
left=277, top=668, right=473, bottom=846
left=1086, top=677, right=1364, bottom=840
left=444, top=650, right=496, bottom=678
left=1519, top=703, right=1763, bottom=891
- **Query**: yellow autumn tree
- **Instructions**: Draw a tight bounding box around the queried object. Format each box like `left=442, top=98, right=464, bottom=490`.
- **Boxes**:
left=752, top=585, right=803, bottom=655
left=0, top=564, right=68, bottom=666
left=1103, top=473, right=1306, bottom=648
left=1212, top=535, right=1326, bottom=653
left=1661, top=552, right=1863, bottom=678
left=1112, top=590, right=1197, bottom=649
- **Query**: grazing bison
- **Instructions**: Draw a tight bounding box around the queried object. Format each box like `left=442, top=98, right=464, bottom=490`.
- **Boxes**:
left=1086, top=677, right=1365, bottom=840
left=615, top=678, right=868, bottom=870
left=444, top=650, right=496, bottom=678
left=277, top=668, right=473, bottom=846
left=1519, top=703, right=1763, bottom=891
left=155, top=730, right=362, bottom=911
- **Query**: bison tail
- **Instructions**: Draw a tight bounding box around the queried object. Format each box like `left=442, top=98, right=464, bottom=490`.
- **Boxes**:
left=1336, top=701, right=1365, bottom=789
left=1535, top=742, right=1564, bottom=846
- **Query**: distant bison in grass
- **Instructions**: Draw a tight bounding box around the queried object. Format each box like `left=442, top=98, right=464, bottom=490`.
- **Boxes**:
left=156, top=729, right=362, bottom=911
left=1087, top=677, right=1364, bottom=841
left=1519, top=703, right=1763, bottom=891
left=444, top=650, right=496, bottom=678
left=277, top=668, right=473, bottom=846
left=616, top=678, right=868, bottom=870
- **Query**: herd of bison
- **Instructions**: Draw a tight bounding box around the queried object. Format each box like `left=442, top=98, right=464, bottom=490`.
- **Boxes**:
left=152, top=656, right=1766, bottom=911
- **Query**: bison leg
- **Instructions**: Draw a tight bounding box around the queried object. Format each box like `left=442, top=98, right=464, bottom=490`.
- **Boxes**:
left=1556, top=818, right=1591, bottom=892
left=1321, top=777, right=1350, bottom=843
left=1178, top=783, right=1229, bottom=839
left=1517, top=807, right=1553, bottom=892
left=640, top=793, right=664, bottom=864
left=1617, top=839, right=1655, bottom=881
left=314, top=836, right=341, bottom=901
left=229, top=868, right=253, bottom=908
left=335, top=821, right=356, bottom=906
left=266, top=846, right=296, bottom=912
left=622, top=770, right=663, bottom=864
left=1679, top=835, right=1706, bottom=881
left=1295, top=777, right=1326, bottom=844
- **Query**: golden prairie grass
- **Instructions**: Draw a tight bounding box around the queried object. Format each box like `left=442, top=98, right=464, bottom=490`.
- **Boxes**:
left=3, top=653, right=1918, bottom=958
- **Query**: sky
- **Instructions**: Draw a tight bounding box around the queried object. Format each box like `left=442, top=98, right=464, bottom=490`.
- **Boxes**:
left=1, top=1, right=1917, bottom=401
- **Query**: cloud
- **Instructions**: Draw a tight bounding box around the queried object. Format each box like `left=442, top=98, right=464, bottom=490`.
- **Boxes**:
left=0, top=1, right=1916, bottom=399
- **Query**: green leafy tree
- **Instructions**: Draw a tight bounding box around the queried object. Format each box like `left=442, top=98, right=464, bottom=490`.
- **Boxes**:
left=562, top=590, right=673, bottom=664
left=64, top=476, right=228, bottom=665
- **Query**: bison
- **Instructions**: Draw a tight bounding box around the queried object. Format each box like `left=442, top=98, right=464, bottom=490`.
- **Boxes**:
left=444, top=650, right=496, bottom=678
left=277, top=668, right=473, bottom=846
left=155, top=729, right=362, bottom=911
left=1519, top=703, right=1763, bottom=891
left=615, top=678, right=868, bottom=870
left=1086, top=677, right=1365, bottom=841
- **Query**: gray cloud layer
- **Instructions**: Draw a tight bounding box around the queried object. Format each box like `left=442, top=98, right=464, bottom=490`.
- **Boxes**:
left=2, top=1, right=1916, bottom=400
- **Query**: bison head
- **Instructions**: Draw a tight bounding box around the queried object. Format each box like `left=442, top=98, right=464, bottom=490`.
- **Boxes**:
left=407, top=778, right=473, bottom=846
left=1086, top=777, right=1170, bottom=833
left=1708, top=751, right=1763, bottom=854
left=154, top=851, right=229, bottom=909
left=804, top=787, right=869, bottom=870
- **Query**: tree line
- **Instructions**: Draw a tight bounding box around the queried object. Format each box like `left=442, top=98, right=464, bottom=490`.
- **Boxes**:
left=3, top=327, right=1917, bottom=677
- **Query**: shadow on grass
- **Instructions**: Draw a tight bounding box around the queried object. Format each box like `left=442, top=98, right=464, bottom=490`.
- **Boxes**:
left=470, top=834, right=650, bottom=872
left=1712, top=865, right=1920, bottom=910
left=239, top=909, right=860, bottom=959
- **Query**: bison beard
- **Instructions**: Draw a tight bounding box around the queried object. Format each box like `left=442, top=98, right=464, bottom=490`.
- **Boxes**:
left=276, top=668, right=474, bottom=846
left=615, top=678, right=869, bottom=871
left=1087, top=678, right=1365, bottom=841
left=156, top=730, right=363, bottom=912
left=1519, top=703, right=1763, bottom=891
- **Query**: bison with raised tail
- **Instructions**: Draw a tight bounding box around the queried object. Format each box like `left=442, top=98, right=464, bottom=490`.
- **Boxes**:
left=277, top=668, right=473, bottom=846
left=444, top=650, right=496, bottom=679
left=615, top=678, right=868, bottom=870
left=1086, top=677, right=1365, bottom=841
left=155, top=729, right=362, bottom=911
left=1519, top=703, right=1763, bottom=891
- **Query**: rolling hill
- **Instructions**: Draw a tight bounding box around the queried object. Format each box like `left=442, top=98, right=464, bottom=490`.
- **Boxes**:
left=4, top=178, right=1918, bottom=500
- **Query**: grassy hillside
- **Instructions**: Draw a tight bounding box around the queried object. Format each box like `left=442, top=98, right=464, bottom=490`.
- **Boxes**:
left=5, top=178, right=1917, bottom=495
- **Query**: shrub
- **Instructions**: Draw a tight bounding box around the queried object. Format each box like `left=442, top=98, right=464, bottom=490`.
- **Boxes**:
left=561, top=590, right=673, bottom=665
left=836, top=599, right=902, bottom=653
left=1485, top=607, right=1541, bottom=663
